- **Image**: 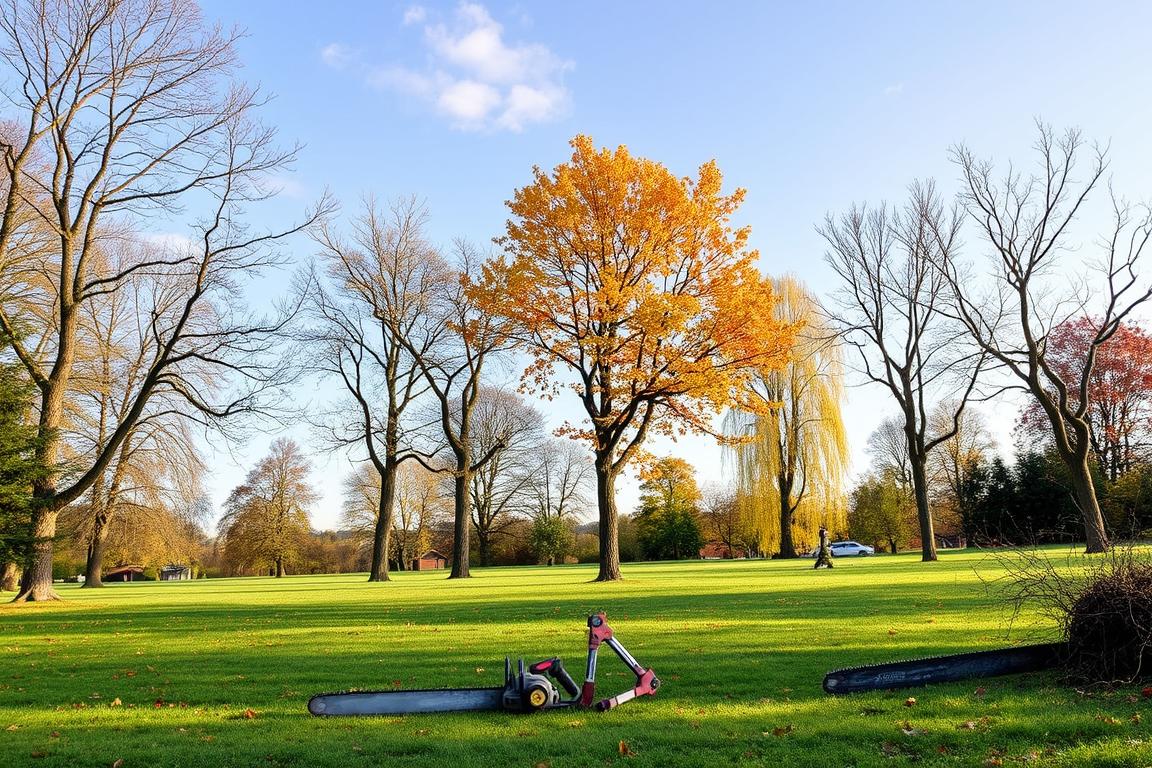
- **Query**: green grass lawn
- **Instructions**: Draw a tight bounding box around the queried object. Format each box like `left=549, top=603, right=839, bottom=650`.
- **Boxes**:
left=2, top=550, right=1150, bottom=768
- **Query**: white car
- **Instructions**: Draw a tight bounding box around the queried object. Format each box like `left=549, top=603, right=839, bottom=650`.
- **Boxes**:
left=830, top=540, right=874, bottom=556
left=809, top=540, right=875, bottom=557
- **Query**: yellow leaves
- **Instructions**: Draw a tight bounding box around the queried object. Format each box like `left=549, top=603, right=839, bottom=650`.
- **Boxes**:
left=471, top=135, right=800, bottom=472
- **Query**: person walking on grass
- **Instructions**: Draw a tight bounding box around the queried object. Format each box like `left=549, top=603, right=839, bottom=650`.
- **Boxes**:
left=813, top=525, right=834, bottom=569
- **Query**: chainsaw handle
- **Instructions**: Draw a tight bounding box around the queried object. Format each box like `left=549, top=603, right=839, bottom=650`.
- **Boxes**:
left=528, top=657, right=580, bottom=698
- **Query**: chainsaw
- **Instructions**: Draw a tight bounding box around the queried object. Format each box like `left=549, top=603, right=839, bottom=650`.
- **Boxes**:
left=308, top=612, right=660, bottom=716
left=823, top=641, right=1063, bottom=694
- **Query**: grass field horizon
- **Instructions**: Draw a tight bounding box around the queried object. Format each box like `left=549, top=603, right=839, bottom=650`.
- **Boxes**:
left=3, top=550, right=1150, bottom=767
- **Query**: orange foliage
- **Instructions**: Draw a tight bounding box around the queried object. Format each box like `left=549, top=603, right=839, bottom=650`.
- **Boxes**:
left=475, top=135, right=795, bottom=465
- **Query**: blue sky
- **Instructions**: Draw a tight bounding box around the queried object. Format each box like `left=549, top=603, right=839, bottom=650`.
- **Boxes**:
left=192, top=1, right=1152, bottom=528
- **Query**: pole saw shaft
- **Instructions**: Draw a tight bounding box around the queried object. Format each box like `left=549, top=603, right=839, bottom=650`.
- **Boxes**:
left=308, top=612, right=659, bottom=716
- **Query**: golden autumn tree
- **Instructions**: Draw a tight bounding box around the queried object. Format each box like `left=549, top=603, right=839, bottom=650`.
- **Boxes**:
left=476, top=136, right=795, bottom=581
left=724, top=276, right=849, bottom=557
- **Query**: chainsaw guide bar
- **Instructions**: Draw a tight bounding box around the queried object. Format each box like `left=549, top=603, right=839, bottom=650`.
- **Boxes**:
left=308, top=687, right=504, bottom=716
left=823, top=641, right=1063, bottom=694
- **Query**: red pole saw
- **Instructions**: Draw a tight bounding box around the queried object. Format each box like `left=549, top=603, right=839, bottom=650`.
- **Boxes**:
left=308, top=612, right=660, bottom=716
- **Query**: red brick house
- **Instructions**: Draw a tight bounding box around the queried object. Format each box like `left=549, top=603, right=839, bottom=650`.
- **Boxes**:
left=412, top=550, right=449, bottom=571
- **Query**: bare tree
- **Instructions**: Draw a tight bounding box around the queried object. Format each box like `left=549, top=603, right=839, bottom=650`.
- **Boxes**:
left=699, top=485, right=755, bottom=558
left=947, top=125, right=1152, bottom=553
left=821, top=181, right=983, bottom=561
left=0, top=0, right=324, bottom=601
left=399, top=244, right=512, bottom=578
left=58, top=247, right=205, bottom=587
left=466, top=387, right=544, bottom=566
left=306, top=197, right=437, bottom=582
left=867, top=416, right=913, bottom=490
left=342, top=461, right=447, bottom=571
left=928, top=402, right=994, bottom=540
left=528, top=439, right=593, bottom=523
left=392, top=462, right=447, bottom=570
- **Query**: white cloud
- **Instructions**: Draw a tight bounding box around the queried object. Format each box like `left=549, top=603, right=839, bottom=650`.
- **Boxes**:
left=437, top=79, right=502, bottom=126
left=403, top=5, right=427, bottom=26
left=883, top=82, right=904, bottom=96
left=320, top=43, right=353, bottom=69
left=372, top=2, right=571, bottom=132
left=498, top=83, right=566, bottom=131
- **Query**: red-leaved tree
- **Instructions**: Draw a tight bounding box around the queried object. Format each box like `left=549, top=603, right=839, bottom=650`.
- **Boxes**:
left=1018, top=317, right=1152, bottom=481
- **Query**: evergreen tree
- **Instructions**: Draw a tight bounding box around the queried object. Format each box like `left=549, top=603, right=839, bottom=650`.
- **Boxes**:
left=0, top=360, right=43, bottom=590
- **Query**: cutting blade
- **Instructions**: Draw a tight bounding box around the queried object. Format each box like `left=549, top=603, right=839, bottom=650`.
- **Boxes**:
left=823, top=642, right=1063, bottom=694
left=308, top=687, right=505, bottom=716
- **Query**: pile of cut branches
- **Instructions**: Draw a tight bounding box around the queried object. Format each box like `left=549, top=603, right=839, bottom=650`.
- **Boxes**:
left=997, top=547, right=1152, bottom=685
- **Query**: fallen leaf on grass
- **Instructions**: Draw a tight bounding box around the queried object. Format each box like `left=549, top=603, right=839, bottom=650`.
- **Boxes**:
left=959, top=721, right=977, bottom=730
left=30, top=751, right=47, bottom=759
left=110, top=698, right=121, bottom=707
left=900, top=720, right=924, bottom=736
left=242, top=708, right=256, bottom=720
left=533, top=763, right=550, bottom=768
left=1131, top=713, right=1142, bottom=725
left=111, top=759, right=124, bottom=768
left=1096, top=714, right=1122, bottom=725
left=983, top=759, right=1003, bottom=767
left=765, top=725, right=794, bottom=737
left=5, top=724, right=18, bottom=731
left=618, top=740, right=636, bottom=757
left=904, top=697, right=917, bottom=707
left=1143, top=686, right=1152, bottom=699
left=974, top=687, right=987, bottom=698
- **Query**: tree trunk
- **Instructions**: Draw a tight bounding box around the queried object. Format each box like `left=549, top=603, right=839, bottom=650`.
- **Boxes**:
left=368, top=460, right=397, bottom=582
left=910, top=453, right=937, bottom=562
left=448, top=459, right=472, bottom=579
left=275, top=557, right=285, bottom=578
left=888, top=537, right=897, bottom=554
left=1066, top=454, right=1110, bottom=553
left=12, top=507, right=60, bottom=601
left=594, top=458, right=621, bottom=581
left=477, top=533, right=491, bottom=567
left=16, top=284, right=78, bottom=603
left=1, top=561, right=20, bottom=592
left=778, top=496, right=798, bottom=558
left=82, top=513, right=110, bottom=588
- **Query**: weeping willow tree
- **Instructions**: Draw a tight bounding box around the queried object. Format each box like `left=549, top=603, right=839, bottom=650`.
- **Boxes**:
left=725, top=276, right=849, bottom=557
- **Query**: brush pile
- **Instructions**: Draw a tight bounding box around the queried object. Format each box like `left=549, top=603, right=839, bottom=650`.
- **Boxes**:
left=1062, top=557, right=1152, bottom=684
left=997, top=547, right=1152, bottom=685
